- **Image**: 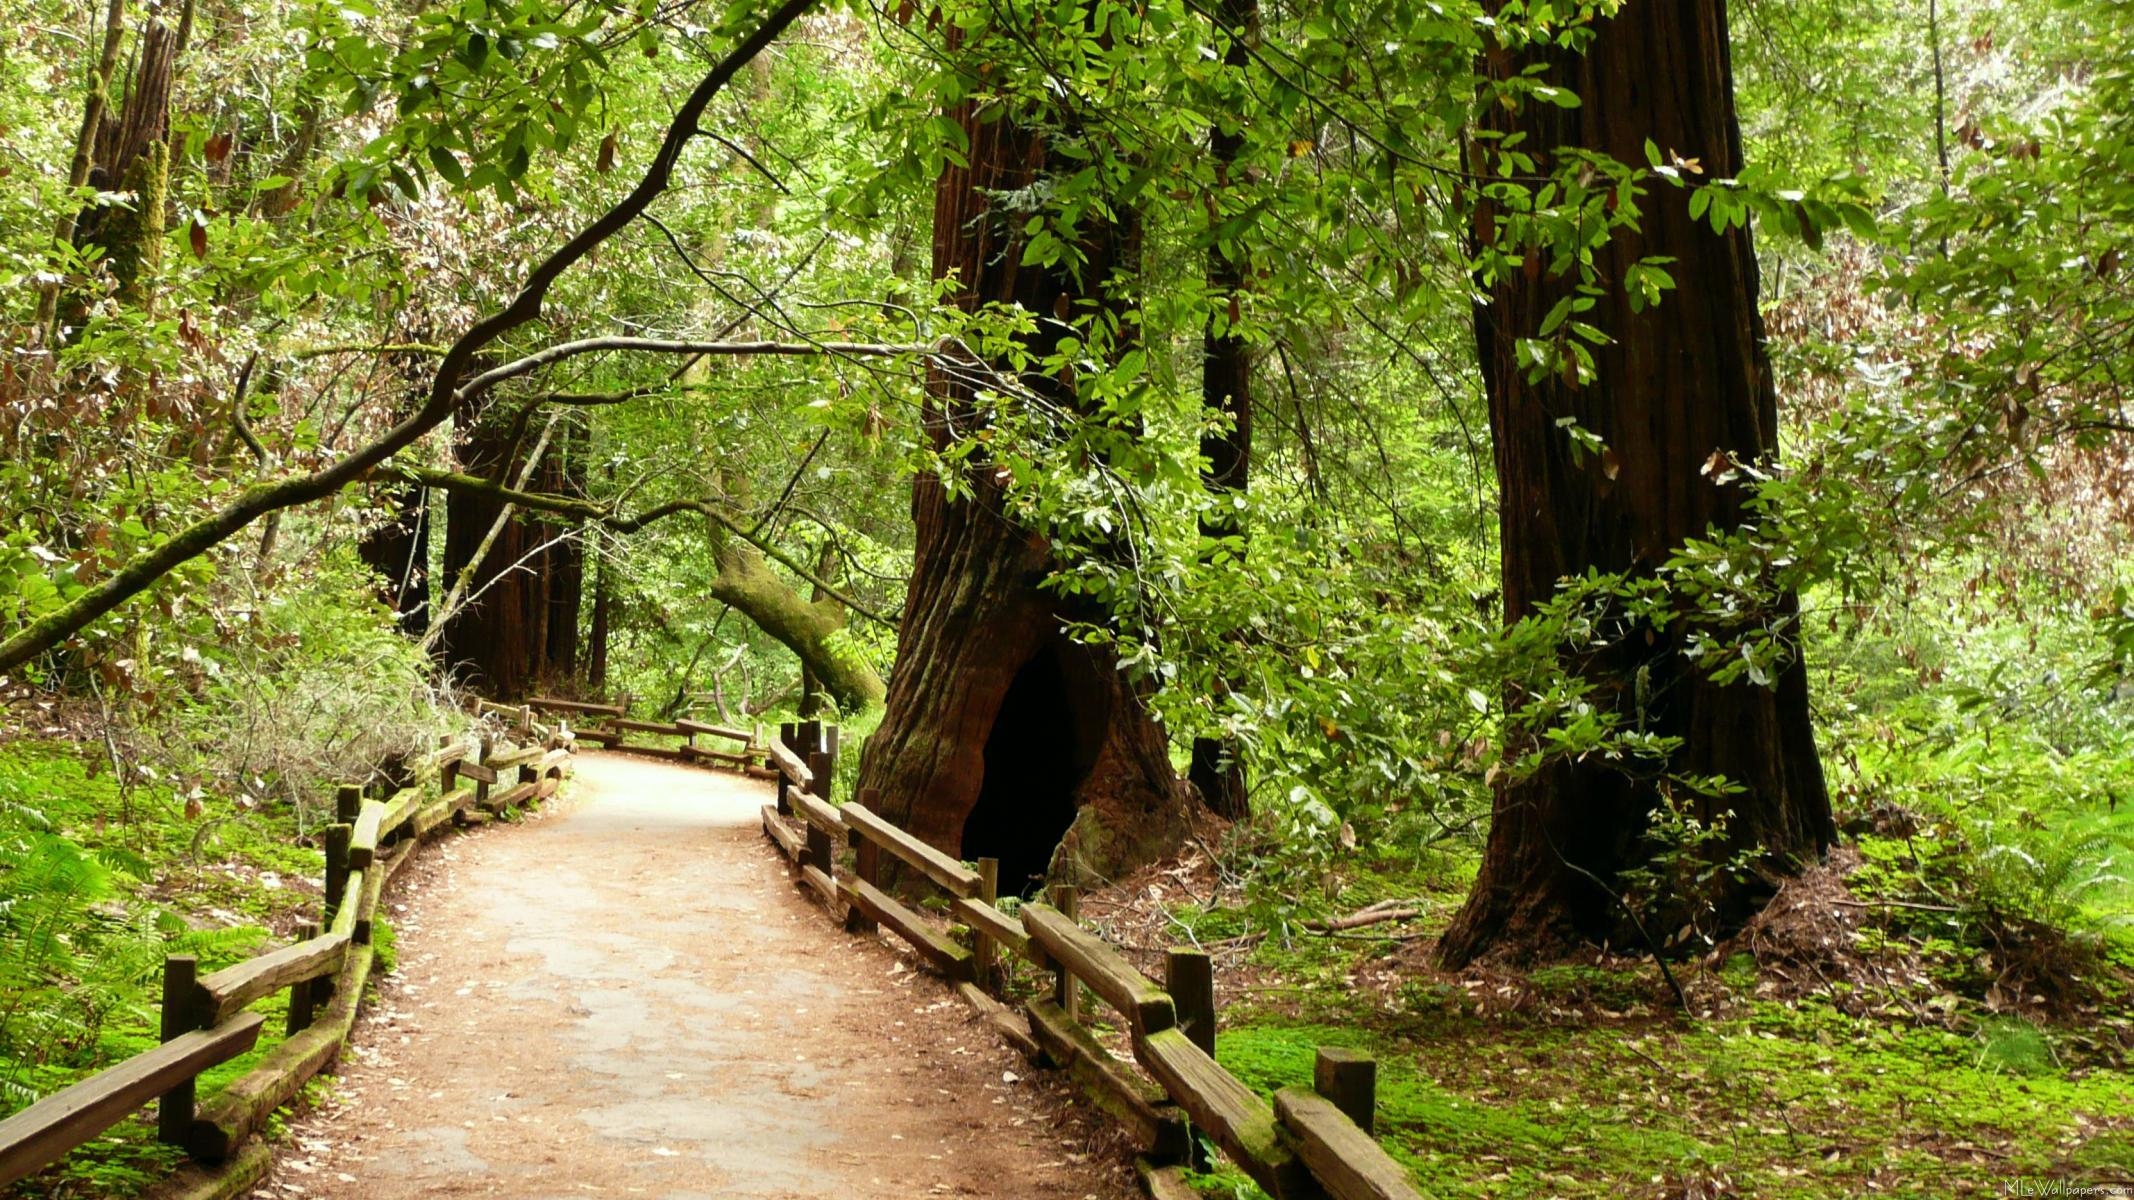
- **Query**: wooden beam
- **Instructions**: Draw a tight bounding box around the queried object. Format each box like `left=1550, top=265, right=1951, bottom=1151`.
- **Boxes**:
left=526, top=696, right=625, bottom=717
left=1138, top=1158, right=1204, bottom=1200
left=790, top=789, right=846, bottom=837
left=1136, top=1027, right=1316, bottom=1200
left=676, top=718, right=751, bottom=742
left=954, top=981, right=1038, bottom=1060
left=837, top=876, right=973, bottom=981
left=1273, top=1087, right=1420, bottom=1200
left=952, top=895, right=1028, bottom=958
left=196, top=933, right=351, bottom=1027
left=1312, top=1048, right=1376, bottom=1134
left=761, top=806, right=804, bottom=863
left=1022, top=905, right=1174, bottom=1035
left=1027, top=1000, right=1190, bottom=1162
left=455, top=760, right=500, bottom=785
left=841, top=803, right=980, bottom=898
left=327, top=873, right=363, bottom=940
left=188, top=947, right=373, bottom=1162
left=481, top=781, right=539, bottom=811
left=0, top=1014, right=265, bottom=1188
left=410, top=787, right=475, bottom=839
left=484, top=743, right=543, bottom=770
left=766, top=739, right=810, bottom=787
left=347, top=800, right=385, bottom=871
left=610, top=717, right=684, bottom=735
left=376, top=787, right=422, bottom=838
left=799, top=863, right=840, bottom=911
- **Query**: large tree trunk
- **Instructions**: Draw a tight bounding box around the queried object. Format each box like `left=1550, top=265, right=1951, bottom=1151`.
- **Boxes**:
left=854, top=25, right=1191, bottom=895
left=1439, top=0, right=1834, bottom=966
left=437, top=414, right=546, bottom=698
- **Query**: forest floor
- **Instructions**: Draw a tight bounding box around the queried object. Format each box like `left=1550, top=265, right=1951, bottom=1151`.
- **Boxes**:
left=246, top=752, right=1137, bottom=1200
left=1080, top=846, right=2134, bottom=1200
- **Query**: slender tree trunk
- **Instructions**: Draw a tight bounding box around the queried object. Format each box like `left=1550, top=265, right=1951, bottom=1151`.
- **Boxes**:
left=854, top=16, right=1191, bottom=894
left=587, top=546, right=611, bottom=694
left=357, top=480, right=430, bottom=637
left=1187, top=0, right=1257, bottom=823
left=1439, top=0, right=1834, bottom=967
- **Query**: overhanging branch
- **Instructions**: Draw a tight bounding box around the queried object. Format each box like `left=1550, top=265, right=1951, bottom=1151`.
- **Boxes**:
left=457, top=337, right=933, bottom=400
left=0, top=0, right=820, bottom=674
left=386, top=466, right=897, bottom=629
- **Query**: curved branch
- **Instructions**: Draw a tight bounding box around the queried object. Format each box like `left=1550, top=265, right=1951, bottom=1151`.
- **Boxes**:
left=386, top=466, right=895, bottom=629
left=0, top=0, right=819, bottom=675
left=458, top=336, right=931, bottom=399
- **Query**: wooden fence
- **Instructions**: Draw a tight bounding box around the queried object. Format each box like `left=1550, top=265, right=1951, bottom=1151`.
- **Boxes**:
left=526, top=696, right=770, bottom=775
left=0, top=716, right=578, bottom=1192
left=758, top=724, right=1423, bottom=1200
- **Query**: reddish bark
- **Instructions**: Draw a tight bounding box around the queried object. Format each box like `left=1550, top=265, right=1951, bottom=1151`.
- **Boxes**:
left=1439, top=0, right=1834, bottom=966
left=854, top=31, right=1191, bottom=891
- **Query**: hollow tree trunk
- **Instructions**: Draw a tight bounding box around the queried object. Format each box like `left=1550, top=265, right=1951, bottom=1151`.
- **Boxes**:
left=1187, top=0, right=1257, bottom=823
left=1439, top=0, right=1833, bottom=967
left=854, top=19, right=1192, bottom=894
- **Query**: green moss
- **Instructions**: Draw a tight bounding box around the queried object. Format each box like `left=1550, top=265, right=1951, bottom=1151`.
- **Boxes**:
left=1206, top=1001, right=2134, bottom=1198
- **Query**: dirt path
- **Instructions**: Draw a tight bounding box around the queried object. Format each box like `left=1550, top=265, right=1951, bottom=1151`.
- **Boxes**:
left=261, top=752, right=1136, bottom=1200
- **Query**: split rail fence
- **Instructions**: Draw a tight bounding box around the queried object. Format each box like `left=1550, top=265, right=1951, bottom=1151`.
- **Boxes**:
left=0, top=709, right=578, bottom=1192
left=527, top=696, right=771, bottom=776
left=758, top=723, right=1424, bottom=1200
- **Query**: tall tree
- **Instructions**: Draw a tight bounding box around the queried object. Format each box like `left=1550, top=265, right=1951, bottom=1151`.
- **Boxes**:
left=1440, top=0, right=1835, bottom=965
left=1185, top=0, right=1257, bottom=823
left=853, top=12, right=1193, bottom=895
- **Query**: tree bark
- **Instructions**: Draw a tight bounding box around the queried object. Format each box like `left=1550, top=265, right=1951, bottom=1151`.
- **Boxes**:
left=1439, top=0, right=1834, bottom=967
left=1187, top=0, right=1257, bottom=823
left=854, top=16, right=1192, bottom=894
left=437, top=412, right=549, bottom=699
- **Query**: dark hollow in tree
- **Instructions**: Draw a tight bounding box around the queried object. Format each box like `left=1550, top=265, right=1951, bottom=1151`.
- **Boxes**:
left=854, top=15, right=1193, bottom=886
left=1439, top=0, right=1835, bottom=967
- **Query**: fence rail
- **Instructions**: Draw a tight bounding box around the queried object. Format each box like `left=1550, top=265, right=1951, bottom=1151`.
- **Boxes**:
left=758, top=722, right=1424, bottom=1200
left=527, top=696, right=767, bottom=772
left=0, top=718, right=578, bottom=1191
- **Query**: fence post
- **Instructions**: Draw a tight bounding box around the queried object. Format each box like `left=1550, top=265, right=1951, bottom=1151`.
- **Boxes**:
left=285, top=922, right=319, bottom=1035
left=335, top=783, right=362, bottom=827
left=1167, top=948, right=1216, bottom=1056
left=845, top=786, right=880, bottom=934
left=803, top=748, right=834, bottom=878
left=322, top=824, right=351, bottom=925
left=974, top=857, right=1000, bottom=989
left=1313, top=1047, right=1377, bottom=1135
left=1049, top=883, right=1081, bottom=1023
left=473, top=735, right=492, bottom=811
left=776, top=723, right=795, bottom=816
left=157, top=955, right=202, bottom=1144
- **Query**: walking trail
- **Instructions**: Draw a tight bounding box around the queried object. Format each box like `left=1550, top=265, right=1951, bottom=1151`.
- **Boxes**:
left=259, top=751, right=1135, bottom=1200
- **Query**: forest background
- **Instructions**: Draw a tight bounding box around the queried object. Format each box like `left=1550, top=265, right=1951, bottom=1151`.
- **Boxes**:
left=0, top=0, right=2130, bottom=1195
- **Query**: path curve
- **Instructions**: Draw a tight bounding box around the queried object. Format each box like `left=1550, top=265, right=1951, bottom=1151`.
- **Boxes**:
left=261, top=751, right=1135, bottom=1199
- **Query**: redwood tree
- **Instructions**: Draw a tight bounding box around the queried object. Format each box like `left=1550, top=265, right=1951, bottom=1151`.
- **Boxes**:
left=854, top=19, right=1193, bottom=895
left=1439, top=0, right=1834, bottom=965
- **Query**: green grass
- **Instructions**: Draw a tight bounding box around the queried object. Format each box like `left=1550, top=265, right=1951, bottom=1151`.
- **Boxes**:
left=0, top=738, right=427, bottom=1198
left=1191, top=1000, right=2131, bottom=1198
